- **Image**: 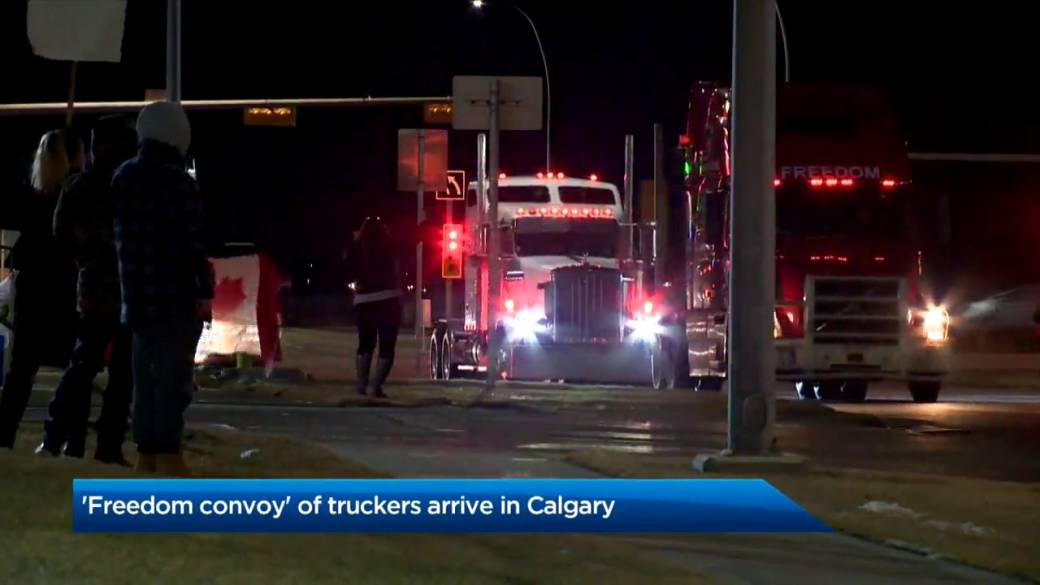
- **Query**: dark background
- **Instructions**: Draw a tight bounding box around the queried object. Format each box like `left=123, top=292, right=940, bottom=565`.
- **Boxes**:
left=2, top=1, right=1039, bottom=303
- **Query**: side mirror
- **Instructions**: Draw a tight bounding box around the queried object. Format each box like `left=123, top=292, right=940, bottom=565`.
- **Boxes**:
left=704, top=191, right=725, bottom=246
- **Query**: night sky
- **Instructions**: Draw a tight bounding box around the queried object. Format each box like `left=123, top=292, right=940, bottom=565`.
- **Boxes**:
left=2, top=1, right=1039, bottom=296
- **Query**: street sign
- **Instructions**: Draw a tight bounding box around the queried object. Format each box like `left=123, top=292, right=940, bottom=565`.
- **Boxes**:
left=424, top=102, right=453, bottom=125
left=244, top=106, right=296, bottom=127
left=451, top=76, right=543, bottom=131
left=436, top=170, right=466, bottom=201
left=397, top=129, right=448, bottom=192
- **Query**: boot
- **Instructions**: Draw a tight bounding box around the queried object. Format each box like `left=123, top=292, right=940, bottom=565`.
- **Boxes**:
left=155, top=452, right=192, bottom=477
left=356, top=353, right=373, bottom=396
left=135, top=452, right=158, bottom=474
left=370, top=358, right=393, bottom=399
left=94, top=449, right=132, bottom=468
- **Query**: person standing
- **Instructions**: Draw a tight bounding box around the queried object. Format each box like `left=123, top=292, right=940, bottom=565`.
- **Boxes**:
left=0, top=130, right=82, bottom=449
left=345, top=216, right=402, bottom=398
left=38, top=116, right=139, bottom=463
left=112, top=102, right=213, bottom=475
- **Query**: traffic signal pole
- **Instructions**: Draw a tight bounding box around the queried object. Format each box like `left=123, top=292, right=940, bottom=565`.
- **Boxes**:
left=485, top=80, right=501, bottom=391
left=416, top=132, right=426, bottom=375
left=694, top=0, right=803, bottom=472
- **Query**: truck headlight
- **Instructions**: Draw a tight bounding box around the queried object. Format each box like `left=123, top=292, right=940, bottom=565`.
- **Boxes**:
left=627, top=314, right=663, bottom=343
left=922, top=305, right=950, bottom=344
left=504, top=308, right=546, bottom=343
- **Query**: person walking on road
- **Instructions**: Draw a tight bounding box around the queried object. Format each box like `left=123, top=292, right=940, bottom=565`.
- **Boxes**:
left=345, top=216, right=402, bottom=398
left=38, top=116, right=139, bottom=463
left=112, top=102, right=213, bottom=475
left=0, top=130, right=83, bottom=449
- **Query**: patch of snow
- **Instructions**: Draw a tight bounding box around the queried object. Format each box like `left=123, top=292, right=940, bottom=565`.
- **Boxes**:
left=860, top=500, right=922, bottom=519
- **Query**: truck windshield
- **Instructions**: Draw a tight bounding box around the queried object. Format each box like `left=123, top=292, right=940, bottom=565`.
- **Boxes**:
left=777, top=188, right=907, bottom=236
left=513, top=218, right=619, bottom=258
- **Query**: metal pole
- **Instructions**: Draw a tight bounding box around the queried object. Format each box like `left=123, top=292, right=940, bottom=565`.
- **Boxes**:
left=775, top=1, right=790, bottom=83
left=64, top=62, right=78, bottom=127
left=508, top=4, right=551, bottom=172
left=166, top=0, right=181, bottom=102
left=416, top=131, right=426, bottom=375
left=485, top=80, right=501, bottom=390
left=652, top=123, right=667, bottom=288
left=445, top=200, right=453, bottom=321
left=728, top=0, right=777, bottom=456
left=623, top=134, right=635, bottom=256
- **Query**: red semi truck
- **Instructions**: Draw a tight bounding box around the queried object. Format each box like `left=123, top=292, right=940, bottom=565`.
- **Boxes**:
left=678, top=82, right=950, bottom=402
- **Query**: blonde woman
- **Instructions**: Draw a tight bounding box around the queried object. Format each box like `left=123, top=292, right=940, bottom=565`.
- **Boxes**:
left=0, top=130, right=82, bottom=450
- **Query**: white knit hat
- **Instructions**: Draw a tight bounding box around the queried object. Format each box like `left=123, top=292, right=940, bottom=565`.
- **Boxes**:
left=136, top=101, right=191, bottom=156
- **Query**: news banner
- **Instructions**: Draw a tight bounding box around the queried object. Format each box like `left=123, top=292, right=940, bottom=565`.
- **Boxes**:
left=72, top=479, right=829, bottom=533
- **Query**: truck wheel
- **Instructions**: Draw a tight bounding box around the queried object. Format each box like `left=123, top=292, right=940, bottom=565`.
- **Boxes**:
left=440, top=333, right=458, bottom=381
left=428, top=335, right=442, bottom=380
left=842, top=379, right=869, bottom=403
left=814, top=381, right=843, bottom=401
left=651, top=342, right=675, bottom=389
left=908, top=381, right=941, bottom=403
left=429, top=330, right=446, bottom=380
left=794, top=381, right=816, bottom=401
left=696, top=377, right=725, bottom=392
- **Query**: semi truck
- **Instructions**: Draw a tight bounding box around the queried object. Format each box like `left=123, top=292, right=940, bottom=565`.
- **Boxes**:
left=429, top=173, right=667, bottom=386
left=678, top=82, right=950, bottom=402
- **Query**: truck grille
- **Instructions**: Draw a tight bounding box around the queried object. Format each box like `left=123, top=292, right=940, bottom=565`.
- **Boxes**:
left=546, top=265, right=623, bottom=343
left=810, top=277, right=904, bottom=345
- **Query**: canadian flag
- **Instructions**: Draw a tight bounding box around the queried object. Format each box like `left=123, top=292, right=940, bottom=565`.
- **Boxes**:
left=27, top=0, right=128, bottom=63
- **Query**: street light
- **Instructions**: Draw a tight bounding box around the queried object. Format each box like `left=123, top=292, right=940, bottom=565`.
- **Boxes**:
left=471, top=0, right=552, bottom=172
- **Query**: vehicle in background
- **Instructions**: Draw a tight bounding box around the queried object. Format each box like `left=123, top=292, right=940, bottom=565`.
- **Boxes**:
left=429, top=174, right=664, bottom=386
left=954, top=284, right=1040, bottom=352
left=678, top=82, right=950, bottom=402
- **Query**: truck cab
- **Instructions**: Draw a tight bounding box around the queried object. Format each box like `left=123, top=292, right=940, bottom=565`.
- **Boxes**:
left=430, top=174, right=662, bottom=385
left=684, top=83, right=951, bottom=402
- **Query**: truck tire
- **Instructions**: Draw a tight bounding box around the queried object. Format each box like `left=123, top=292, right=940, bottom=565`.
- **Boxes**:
left=842, top=379, right=869, bottom=403
left=429, top=334, right=443, bottom=380
left=814, top=381, right=843, bottom=401
left=651, top=342, right=675, bottom=389
left=908, top=381, right=941, bottom=403
left=794, top=380, right=816, bottom=401
left=696, top=377, right=725, bottom=392
left=440, top=332, right=459, bottom=380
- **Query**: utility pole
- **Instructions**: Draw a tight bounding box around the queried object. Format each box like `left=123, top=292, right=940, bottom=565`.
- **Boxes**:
left=695, top=0, right=802, bottom=472
left=485, top=80, right=502, bottom=390
left=415, top=132, right=426, bottom=375
left=166, top=0, right=181, bottom=102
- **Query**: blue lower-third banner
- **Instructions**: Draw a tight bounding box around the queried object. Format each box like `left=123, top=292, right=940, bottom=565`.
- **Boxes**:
left=72, top=479, right=830, bottom=533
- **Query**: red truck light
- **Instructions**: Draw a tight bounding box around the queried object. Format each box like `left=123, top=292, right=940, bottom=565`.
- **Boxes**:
left=881, top=179, right=897, bottom=189
left=773, top=306, right=804, bottom=339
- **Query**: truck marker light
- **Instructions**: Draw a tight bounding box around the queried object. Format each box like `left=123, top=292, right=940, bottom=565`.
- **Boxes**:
left=550, top=207, right=561, bottom=217
left=874, top=256, right=885, bottom=262
left=448, top=241, right=458, bottom=251
left=602, top=208, right=614, bottom=217
left=809, top=178, right=824, bottom=187
left=536, top=172, right=544, bottom=179
left=538, top=207, right=549, bottom=216
left=504, top=299, right=515, bottom=313
left=516, top=208, right=527, bottom=217
left=581, top=208, right=591, bottom=216
left=589, top=174, right=599, bottom=181
left=922, top=306, right=949, bottom=344
left=773, top=179, right=781, bottom=187
left=643, top=300, right=654, bottom=315
left=591, top=209, right=602, bottom=218
left=825, top=178, right=838, bottom=187
left=881, top=179, right=897, bottom=188
left=840, top=178, right=854, bottom=186
left=556, top=172, right=565, bottom=179
left=499, top=172, right=507, bottom=180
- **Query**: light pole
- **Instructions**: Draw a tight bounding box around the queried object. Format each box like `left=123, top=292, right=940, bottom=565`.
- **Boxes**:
left=472, top=1, right=552, bottom=172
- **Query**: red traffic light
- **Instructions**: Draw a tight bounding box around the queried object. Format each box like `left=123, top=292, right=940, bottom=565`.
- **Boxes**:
left=441, top=223, right=463, bottom=279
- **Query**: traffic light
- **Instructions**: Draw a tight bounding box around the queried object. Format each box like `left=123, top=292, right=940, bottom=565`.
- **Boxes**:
left=441, top=223, right=463, bottom=279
